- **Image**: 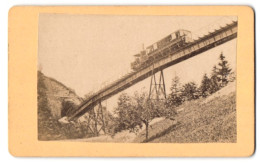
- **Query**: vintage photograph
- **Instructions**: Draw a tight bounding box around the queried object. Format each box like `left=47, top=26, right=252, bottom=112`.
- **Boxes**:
left=37, top=14, right=237, bottom=143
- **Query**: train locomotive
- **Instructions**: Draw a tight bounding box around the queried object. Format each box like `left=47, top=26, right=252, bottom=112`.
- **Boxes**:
left=131, top=29, right=193, bottom=71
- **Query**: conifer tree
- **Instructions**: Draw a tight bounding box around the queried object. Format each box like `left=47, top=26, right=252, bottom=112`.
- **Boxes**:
left=182, top=82, right=199, bottom=101
left=209, top=65, right=220, bottom=94
left=200, top=73, right=211, bottom=98
left=166, top=75, right=183, bottom=107
left=217, top=52, right=232, bottom=87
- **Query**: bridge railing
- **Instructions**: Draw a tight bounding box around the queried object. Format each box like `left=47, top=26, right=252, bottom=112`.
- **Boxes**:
left=69, top=20, right=238, bottom=120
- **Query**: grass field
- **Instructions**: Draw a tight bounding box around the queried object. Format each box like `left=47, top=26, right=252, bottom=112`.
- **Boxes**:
left=133, top=83, right=236, bottom=143
left=66, top=82, right=236, bottom=143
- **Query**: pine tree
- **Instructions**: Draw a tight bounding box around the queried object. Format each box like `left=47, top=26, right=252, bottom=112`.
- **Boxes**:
left=182, top=82, right=199, bottom=101
left=209, top=65, right=220, bottom=94
left=227, top=71, right=236, bottom=82
left=217, top=52, right=232, bottom=87
left=166, top=75, right=183, bottom=108
left=200, top=73, right=211, bottom=98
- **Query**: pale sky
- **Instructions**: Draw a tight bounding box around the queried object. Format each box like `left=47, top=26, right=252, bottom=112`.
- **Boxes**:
left=38, top=14, right=237, bottom=112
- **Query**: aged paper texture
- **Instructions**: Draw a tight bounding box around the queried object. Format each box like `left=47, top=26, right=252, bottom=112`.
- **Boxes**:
left=8, top=6, right=255, bottom=157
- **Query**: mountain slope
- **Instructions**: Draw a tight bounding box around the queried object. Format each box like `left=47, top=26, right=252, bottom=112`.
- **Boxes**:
left=68, top=81, right=236, bottom=143
left=37, top=71, right=85, bottom=140
left=133, top=81, right=236, bottom=143
left=38, top=71, right=82, bottom=118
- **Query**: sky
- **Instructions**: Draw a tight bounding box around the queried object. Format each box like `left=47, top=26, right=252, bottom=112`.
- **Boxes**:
left=38, top=14, right=237, bottom=112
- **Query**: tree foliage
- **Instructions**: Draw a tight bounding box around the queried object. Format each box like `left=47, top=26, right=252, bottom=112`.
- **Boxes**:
left=113, top=92, right=142, bottom=133
left=206, top=53, right=233, bottom=94
left=114, top=91, right=166, bottom=140
left=166, top=75, right=183, bottom=108
left=217, top=52, right=232, bottom=87
left=207, top=65, right=220, bottom=94
left=199, top=73, right=211, bottom=98
left=182, top=82, right=199, bottom=101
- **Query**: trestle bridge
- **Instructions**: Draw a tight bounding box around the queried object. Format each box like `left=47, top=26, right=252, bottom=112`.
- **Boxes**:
left=64, top=21, right=237, bottom=136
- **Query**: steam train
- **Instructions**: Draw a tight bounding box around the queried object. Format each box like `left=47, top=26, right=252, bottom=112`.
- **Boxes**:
left=131, top=29, right=193, bottom=71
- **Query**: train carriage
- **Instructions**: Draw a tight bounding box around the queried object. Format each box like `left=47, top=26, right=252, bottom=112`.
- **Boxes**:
left=131, top=29, right=193, bottom=71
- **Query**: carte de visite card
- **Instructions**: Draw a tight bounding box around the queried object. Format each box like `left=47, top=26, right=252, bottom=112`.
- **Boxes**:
left=8, top=6, right=255, bottom=157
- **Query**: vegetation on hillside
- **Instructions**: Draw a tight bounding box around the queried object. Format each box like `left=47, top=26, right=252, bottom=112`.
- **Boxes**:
left=38, top=71, right=93, bottom=140
left=38, top=52, right=236, bottom=142
left=110, top=52, right=236, bottom=142
left=166, top=52, right=234, bottom=109
left=111, top=91, right=167, bottom=140
left=133, top=91, right=236, bottom=143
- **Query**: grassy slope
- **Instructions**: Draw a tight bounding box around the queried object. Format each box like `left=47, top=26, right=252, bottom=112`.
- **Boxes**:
left=133, top=83, right=236, bottom=143
left=70, top=82, right=236, bottom=143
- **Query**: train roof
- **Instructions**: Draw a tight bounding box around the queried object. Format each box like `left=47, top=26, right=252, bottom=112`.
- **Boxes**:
left=133, top=28, right=192, bottom=57
left=155, top=29, right=192, bottom=43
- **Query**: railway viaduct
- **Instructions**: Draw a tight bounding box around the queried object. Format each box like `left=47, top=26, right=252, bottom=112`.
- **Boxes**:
left=63, top=21, right=237, bottom=136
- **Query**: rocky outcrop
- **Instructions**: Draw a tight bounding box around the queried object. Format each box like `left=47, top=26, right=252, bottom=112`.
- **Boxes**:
left=38, top=71, right=82, bottom=118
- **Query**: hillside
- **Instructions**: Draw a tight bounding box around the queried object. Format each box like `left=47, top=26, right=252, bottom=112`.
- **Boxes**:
left=133, top=81, right=236, bottom=143
left=74, top=81, right=236, bottom=143
left=38, top=71, right=82, bottom=118
left=38, top=71, right=85, bottom=140
left=37, top=71, right=236, bottom=142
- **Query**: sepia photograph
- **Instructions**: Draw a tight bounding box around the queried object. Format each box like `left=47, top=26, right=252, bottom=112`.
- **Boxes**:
left=37, top=14, right=238, bottom=143
left=2, top=0, right=259, bottom=159
left=36, top=14, right=239, bottom=144
left=6, top=4, right=256, bottom=157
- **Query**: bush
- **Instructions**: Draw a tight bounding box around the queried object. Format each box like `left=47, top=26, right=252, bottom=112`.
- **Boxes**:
left=181, top=82, right=200, bottom=101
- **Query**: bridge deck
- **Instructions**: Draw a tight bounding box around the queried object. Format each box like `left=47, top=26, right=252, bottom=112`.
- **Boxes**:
left=68, top=21, right=237, bottom=120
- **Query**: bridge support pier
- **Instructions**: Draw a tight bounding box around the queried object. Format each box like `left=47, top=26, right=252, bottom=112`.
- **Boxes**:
left=86, top=102, right=106, bottom=136
left=148, top=69, right=167, bottom=100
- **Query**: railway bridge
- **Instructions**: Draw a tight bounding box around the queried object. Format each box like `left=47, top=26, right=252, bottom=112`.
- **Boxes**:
left=64, top=21, right=237, bottom=136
